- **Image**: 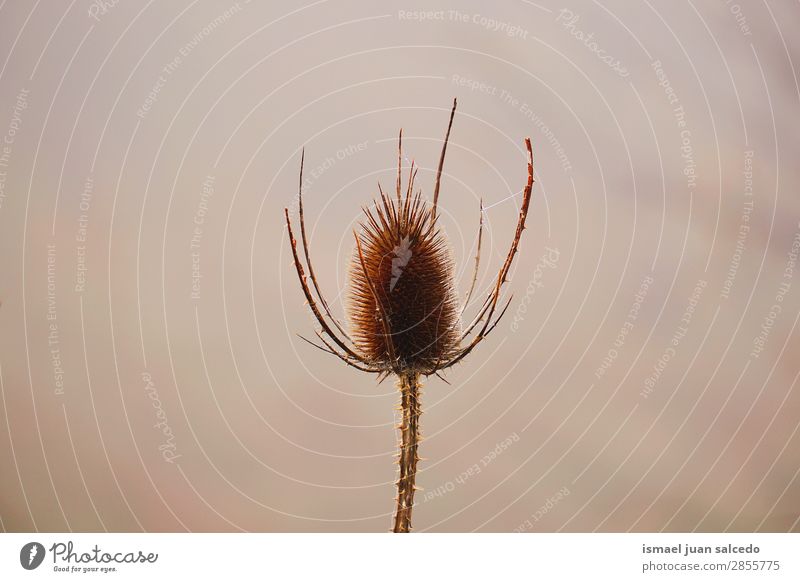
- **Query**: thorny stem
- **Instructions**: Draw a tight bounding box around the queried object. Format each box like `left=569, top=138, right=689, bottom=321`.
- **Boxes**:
left=393, top=372, right=422, bottom=533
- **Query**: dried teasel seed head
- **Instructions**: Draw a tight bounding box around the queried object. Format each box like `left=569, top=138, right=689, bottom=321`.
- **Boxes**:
left=287, top=98, right=533, bottom=382
left=285, top=100, right=533, bottom=533
left=348, top=176, right=461, bottom=375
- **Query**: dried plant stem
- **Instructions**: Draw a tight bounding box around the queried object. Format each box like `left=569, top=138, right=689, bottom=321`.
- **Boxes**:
left=393, top=372, right=422, bottom=533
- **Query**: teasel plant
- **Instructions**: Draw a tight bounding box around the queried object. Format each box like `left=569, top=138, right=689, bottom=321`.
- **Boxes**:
left=284, top=99, right=534, bottom=532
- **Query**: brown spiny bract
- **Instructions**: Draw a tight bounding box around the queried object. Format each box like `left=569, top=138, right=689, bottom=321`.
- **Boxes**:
left=349, top=183, right=461, bottom=375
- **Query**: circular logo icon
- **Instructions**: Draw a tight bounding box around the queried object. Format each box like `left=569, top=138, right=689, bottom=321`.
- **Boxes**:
left=20, top=542, right=45, bottom=570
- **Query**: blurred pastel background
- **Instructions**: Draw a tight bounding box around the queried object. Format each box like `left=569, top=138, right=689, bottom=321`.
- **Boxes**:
left=0, top=0, right=798, bottom=532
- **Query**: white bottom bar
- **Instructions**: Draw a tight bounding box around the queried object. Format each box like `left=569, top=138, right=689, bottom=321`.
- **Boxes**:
left=1, top=533, right=796, bottom=581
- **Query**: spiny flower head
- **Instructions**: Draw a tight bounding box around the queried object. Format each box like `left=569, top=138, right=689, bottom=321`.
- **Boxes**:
left=349, top=173, right=461, bottom=375
left=284, top=98, right=534, bottom=379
